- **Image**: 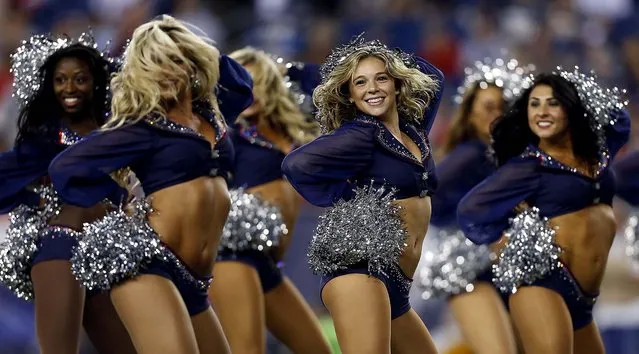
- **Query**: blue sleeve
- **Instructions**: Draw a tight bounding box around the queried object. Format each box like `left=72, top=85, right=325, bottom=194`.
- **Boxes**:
left=457, top=158, right=540, bottom=245
left=281, top=122, right=375, bottom=207
left=614, top=149, right=639, bottom=206
left=49, top=125, right=154, bottom=208
left=0, top=138, right=61, bottom=213
left=430, top=142, right=493, bottom=227
left=286, top=63, right=321, bottom=95
left=607, top=109, right=631, bottom=160
left=414, top=56, right=444, bottom=133
left=217, top=55, right=254, bottom=125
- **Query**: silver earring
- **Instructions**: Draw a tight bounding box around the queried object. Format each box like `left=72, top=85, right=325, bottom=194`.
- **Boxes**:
left=191, top=74, right=201, bottom=90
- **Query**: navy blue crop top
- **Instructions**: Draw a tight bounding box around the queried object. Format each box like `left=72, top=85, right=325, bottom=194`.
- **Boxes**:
left=0, top=126, right=80, bottom=213
left=49, top=101, right=239, bottom=208
left=281, top=57, right=444, bottom=207
left=613, top=149, right=639, bottom=206
left=430, top=139, right=495, bottom=228
left=458, top=109, right=631, bottom=245
left=229, top=126, right=292, bottom=189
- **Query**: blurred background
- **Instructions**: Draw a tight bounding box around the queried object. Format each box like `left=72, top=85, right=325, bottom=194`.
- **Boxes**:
left=1, top=0, right=638, bottom=353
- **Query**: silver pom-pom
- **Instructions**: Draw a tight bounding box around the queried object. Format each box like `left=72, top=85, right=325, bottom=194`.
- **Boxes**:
left=624, top=212, right=639, bottom=266
left=307, top=184, right=407, bottom=279
left=416, top=228, right=494, bottom=300
left=493, top=207, right=562, bottom=294
left=455, top=57, right=535, bottom=104
left=71, top=199, right=162, bottom=291
left=219, top=189, right=288, bottom=253
left=0, top=205, right=44, bottom=300
left=0, top=184, right=63, bottom=301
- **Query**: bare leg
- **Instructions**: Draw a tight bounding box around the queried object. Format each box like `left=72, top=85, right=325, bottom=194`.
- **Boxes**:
left=110, top=274, right=199, bottom=354
left=448, top=282, right=517, bottom=354
left=264, top=277, right=331, bottom=354
left=390, top=309, right=438, bottom=354
left=31, top=260, right=85, bottom=354
left=209, top=261, right=266, bottom=354
left=191, top=306, right=231, bottom=354
left=509, top=286, right=573, bottom=354
left=322, top=274, right=392, bottom=354
left=83, top=292, right=136, bottom=354
left=573, top=321, right=605, bottom=354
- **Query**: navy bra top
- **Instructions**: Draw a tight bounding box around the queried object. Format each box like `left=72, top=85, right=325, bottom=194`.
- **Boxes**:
left=613, top=149, right=639, bottom=206
left=430, top=139, right=495, bottom=228
left=458, top=109, right=631, bottom=245
left=281, top=56, right=445, bottom=207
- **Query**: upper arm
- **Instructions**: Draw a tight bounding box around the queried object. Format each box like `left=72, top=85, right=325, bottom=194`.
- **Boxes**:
left=414, top=56, right=444, bottom=133
left=614, top=149, right=639, bottom=206
left=606, top=109, right=631, bottom=160
left=217, top=55, right=254, bottom=125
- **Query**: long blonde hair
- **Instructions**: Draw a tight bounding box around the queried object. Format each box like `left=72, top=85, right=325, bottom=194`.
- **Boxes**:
left=105, top=15, right=221, bottom=129
left=314, top=50, right=438, bottom=133
left=229, top=47, right=318, bottom=144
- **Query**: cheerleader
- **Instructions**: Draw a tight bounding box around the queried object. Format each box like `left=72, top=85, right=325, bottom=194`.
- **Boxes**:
left=210, top=47, right=330, bottom=354
left=282, top=35, right=444, bottom=354
left=0, top=33, right=134, bottom=353
left=417, top=58, right=534, bottom=354
left=48, top=15, right=253, bottom=353
left=458, top=69, right=630, bottom=354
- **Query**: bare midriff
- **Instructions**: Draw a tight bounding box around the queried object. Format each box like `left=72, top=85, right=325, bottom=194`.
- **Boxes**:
left=248, top=178, right=302, bottom=255
left=50, top=203, right=110, bottom=231
left=147, top=176, right=230, bottom=277
left=551, top=203, right=616, bottom=294
left=395, top=196, right=432, bottom=279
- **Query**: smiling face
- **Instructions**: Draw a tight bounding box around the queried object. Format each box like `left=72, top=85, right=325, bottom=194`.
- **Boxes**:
left=469, top=85, right=504, bottom=141
left=52, top=56, right=94, bottom=116
left=527, top=84, right=570, bottom=142
left=348, top=56, right=397, bottom=120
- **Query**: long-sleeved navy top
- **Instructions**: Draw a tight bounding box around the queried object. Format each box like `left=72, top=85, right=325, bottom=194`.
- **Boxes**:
left=48, top=56, right=254, bottom=208
left=430, top=139, right=495, bottom=228
left=613, top=149, right=639, bottom=206
left=281, top=56, right=445, bottom=207
left=458, top=109, right=631, bottom=245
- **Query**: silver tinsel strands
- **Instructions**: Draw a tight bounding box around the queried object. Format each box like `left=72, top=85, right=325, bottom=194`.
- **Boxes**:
left=307, top=184, right=407, bottom=278
left=493, top=207, right=562, bottom=294
left=219, top=189, right=288, bottom=253
left=416, top=228, right=494, bottom=300
left=624, top=212, right=639, bottom=266
left=554, top=66, right=628, bottom=151
left=71, top=198, right=162, bottom=291
left=455, top=57, right=535, bottom=104
left=0, top=184, right=62, bottom=301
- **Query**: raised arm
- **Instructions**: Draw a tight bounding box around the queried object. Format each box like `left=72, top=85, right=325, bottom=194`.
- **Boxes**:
left=217, top=55, right=254, bottom=125
left=282, top=122, right=375, bottom=207
left=414, top=56, right=445, bottom=133
left=606, top=108, right=631, bottom=160
left=457, top=158, right=540, bottom=244
left=49, top=125, right=153, bottom=207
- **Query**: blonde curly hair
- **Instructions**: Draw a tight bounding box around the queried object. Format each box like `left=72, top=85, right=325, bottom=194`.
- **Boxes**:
left=229, top=47, right=318, bottom=144
left=314, top=50, right=438, bottom=133
left=105, top=15, right=222, bottom=129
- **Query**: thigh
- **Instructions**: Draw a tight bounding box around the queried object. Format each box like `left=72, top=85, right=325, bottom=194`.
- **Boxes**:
left=448, top=282, right=517, bottom=354
left=322, top=273, right=392, bottom=354
left=264, top=277, right=331, bottom=354
left=573, top=321, right=604, bottom=354
left=209, top=261, right=266, bottom=354
left=190, top=306, right=231, bottom=354
left=31, top=260, right=85, bottom=354
left=509, top=286, right=573, bottom=354
left=390, top=309, right=438, bottom=354
left=110, top=274, right=199, bottom=354
left=83, top=292, right=136, bottom=354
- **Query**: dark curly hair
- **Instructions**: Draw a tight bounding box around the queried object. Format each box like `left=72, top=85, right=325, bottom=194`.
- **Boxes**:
left=490, top=73, right=599, bottom=167
left=14, top=44, right=110, bottom=145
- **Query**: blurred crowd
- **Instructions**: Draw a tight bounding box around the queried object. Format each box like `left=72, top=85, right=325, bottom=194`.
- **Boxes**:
left=1, top=0, right=638, bottom=353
